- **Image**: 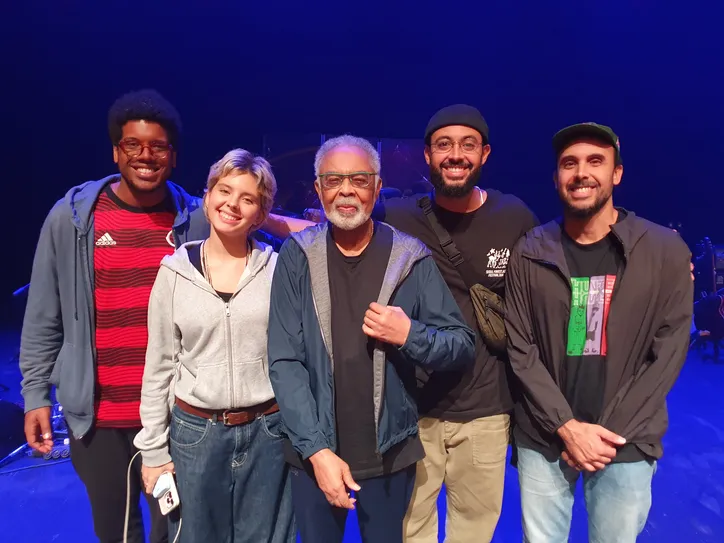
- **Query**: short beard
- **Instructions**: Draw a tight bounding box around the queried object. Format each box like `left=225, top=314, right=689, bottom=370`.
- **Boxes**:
left=562, top=191, right=612, bottom=219
left=429, top=163, right=482, bottom=198
left=325, top=205, right=372, bottom=231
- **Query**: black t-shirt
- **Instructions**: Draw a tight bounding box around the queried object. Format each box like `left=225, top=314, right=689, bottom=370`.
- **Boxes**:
left=561, top=211, right=646, bottom=463
left=373, top=190, right=538, bottom=421
left=327, top=222, right=423, bottom=479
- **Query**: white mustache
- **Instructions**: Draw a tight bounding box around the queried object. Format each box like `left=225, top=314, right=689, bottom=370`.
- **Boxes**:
left=333, top=198, right=361, bottom=211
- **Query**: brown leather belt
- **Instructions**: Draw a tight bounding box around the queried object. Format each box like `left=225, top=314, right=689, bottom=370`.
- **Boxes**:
left=176, top=397, right=279, bottom=426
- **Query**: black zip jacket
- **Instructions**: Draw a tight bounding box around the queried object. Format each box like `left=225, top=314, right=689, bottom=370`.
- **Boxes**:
left=505, top=209, right=692, bottom=460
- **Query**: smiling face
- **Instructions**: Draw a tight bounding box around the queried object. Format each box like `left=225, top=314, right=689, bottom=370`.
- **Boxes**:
left=555, top=139, right=623, bottom=218
left=314, top=145, right=381, bottom=231
left=113, top=120, right=176, bottom=193
left=424, top=125, right=491, bottom=198
left=204, top=173, right=263, bottom=240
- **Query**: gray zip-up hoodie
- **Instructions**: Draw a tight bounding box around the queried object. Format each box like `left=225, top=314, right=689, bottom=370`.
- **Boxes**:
left=133, top=239, right=278, bottom=467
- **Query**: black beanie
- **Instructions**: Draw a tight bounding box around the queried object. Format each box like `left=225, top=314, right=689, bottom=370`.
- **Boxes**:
left=424, top=104, right=489, bottom=144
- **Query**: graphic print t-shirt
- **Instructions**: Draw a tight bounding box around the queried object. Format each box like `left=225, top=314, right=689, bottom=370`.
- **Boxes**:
left=561, top=232, right=621, bottom=425
left=372, top=191, right=539, bottom=420
left=561, top=215, right=646, bottom=462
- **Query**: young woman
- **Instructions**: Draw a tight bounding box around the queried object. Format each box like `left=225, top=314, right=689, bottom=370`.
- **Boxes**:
left=134, top=149, right=294, bottom=542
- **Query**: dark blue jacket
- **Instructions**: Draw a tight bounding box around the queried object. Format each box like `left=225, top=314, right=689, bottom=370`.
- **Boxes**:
left=19, top=175, right=209, bottom=439
left=268, top=222, right=475, bottom=460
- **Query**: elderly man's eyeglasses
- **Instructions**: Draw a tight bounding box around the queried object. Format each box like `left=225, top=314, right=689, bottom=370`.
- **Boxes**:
left=318, top=172, right=377, bottom=190
left=430, top=139, right=482, bottom=154
left=118, top=138, right=173, bottom=159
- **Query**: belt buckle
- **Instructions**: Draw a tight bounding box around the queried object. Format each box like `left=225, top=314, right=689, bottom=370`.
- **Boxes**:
left=222, top=411, right=232, bottom=426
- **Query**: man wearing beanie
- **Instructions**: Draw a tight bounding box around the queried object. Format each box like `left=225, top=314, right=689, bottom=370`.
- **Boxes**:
left=388, top=105, right=538, bottom=542
left=505, top=123, right=692, bottom=542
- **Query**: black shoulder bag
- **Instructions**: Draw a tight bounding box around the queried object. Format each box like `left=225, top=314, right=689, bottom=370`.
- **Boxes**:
left=417, top=195, right=507, bottom=355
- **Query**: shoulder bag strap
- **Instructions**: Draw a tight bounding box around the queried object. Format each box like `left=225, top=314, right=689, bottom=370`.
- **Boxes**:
left=417, top=195, right=479, bottom=289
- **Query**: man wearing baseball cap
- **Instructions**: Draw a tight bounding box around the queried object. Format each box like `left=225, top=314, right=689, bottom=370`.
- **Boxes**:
left=505, top=123, right=692, bottom=542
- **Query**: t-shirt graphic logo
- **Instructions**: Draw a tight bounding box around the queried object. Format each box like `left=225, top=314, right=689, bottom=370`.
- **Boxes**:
left=567, top=275, right=616, bottom=356
left=486, top=248, right=510, bottom=278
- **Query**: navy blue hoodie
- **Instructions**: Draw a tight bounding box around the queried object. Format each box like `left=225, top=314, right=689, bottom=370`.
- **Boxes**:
left=268, top=222, right=476, bottom=460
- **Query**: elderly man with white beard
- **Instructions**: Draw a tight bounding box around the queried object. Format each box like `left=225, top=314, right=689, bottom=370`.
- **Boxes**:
left=267, top=135, right=475, bottom=543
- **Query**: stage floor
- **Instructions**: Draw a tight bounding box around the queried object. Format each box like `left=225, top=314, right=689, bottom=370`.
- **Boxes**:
left=1, top=328, right=722, bottom=542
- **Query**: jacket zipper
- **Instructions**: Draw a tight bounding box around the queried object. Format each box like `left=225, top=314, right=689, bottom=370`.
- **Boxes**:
left=373, top=262, right=417, bottom=459
left=606, top=233, right=628, bottom=310
left=225, top=300, right=234, bottom=409
left=535, top=259, right=572, bottom=355
left=600, top=238, right=627, bottom=413
left=79, top=233, right=96, bottom=440
left=309, top=289, right=337, bottom=452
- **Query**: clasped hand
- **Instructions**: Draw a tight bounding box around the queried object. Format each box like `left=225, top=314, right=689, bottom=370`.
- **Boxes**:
left=558, top=419, right=626, bottom=472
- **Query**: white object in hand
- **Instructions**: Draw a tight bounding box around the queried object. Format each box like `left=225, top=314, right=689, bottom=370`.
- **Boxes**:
left=152, top=471, right=180, bottom=515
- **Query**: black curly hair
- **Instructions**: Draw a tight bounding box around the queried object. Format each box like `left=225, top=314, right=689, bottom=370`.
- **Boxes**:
left=107, top=89, right=181, bottom=148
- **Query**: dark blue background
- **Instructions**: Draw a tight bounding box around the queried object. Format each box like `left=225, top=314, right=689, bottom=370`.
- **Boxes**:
left=2, top=3, right=724, bottom=541
left=2, top=0, right=723, bottom=310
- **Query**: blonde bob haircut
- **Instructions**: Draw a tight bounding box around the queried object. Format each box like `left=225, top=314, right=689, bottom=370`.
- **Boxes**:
left=205, top=148, right=277, bottom=228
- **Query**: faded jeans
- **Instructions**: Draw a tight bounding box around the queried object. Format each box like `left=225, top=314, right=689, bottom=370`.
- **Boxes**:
left=517, top=445, right=656, bottom=543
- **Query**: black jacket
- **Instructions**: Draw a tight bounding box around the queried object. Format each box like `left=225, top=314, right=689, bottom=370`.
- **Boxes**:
left=505, top=209, right=692, bottom=460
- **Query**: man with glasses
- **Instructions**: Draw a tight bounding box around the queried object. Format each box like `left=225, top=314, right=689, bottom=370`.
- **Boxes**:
left=267, top=134, right=475, bottom=542
left=352, top=105, right=535, bottom=543
left=261, top=107, right=539, bottom=542
left=19, top=89, right=208, bottom=543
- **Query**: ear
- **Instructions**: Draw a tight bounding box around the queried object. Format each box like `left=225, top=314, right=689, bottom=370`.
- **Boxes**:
left=613, top=164, right=623, bottom=186
left=113, top=146, right=119, bottom=165
left=552, top=170, right=559, bottom=189
left=480, top=144, right=492, bottom=165
left=202, top=192, right=209, bottom=219
left=171, top=151, right=177, bottom=168
left=313, top=179, right=322, bottom=202
left=423, top=146, right=431, bottom=166
left=374, top=177, right=383, bottom=202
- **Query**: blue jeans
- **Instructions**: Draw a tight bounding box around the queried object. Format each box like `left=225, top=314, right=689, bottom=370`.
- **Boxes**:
left=517, top=445, right=656, bottom=543
left=291, top=464, right=416, bottom=543
left=168, top=405, right=295, bottom=543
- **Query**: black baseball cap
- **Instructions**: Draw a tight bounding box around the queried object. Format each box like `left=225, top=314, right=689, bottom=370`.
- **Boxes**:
left=424, top=104, right=489, bottom=144
left=552, top=122, right=621, bottom=163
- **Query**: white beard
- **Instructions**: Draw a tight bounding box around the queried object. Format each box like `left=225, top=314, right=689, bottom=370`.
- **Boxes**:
left=324, top=199, right=371, bottom=231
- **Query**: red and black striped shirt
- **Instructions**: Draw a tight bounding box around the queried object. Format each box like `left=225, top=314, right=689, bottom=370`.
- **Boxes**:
left=93, top=186, right=176, bottom=428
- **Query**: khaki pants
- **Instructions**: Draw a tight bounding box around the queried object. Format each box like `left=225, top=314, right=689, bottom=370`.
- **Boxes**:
left=403, top=414, right=510, bottom=543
